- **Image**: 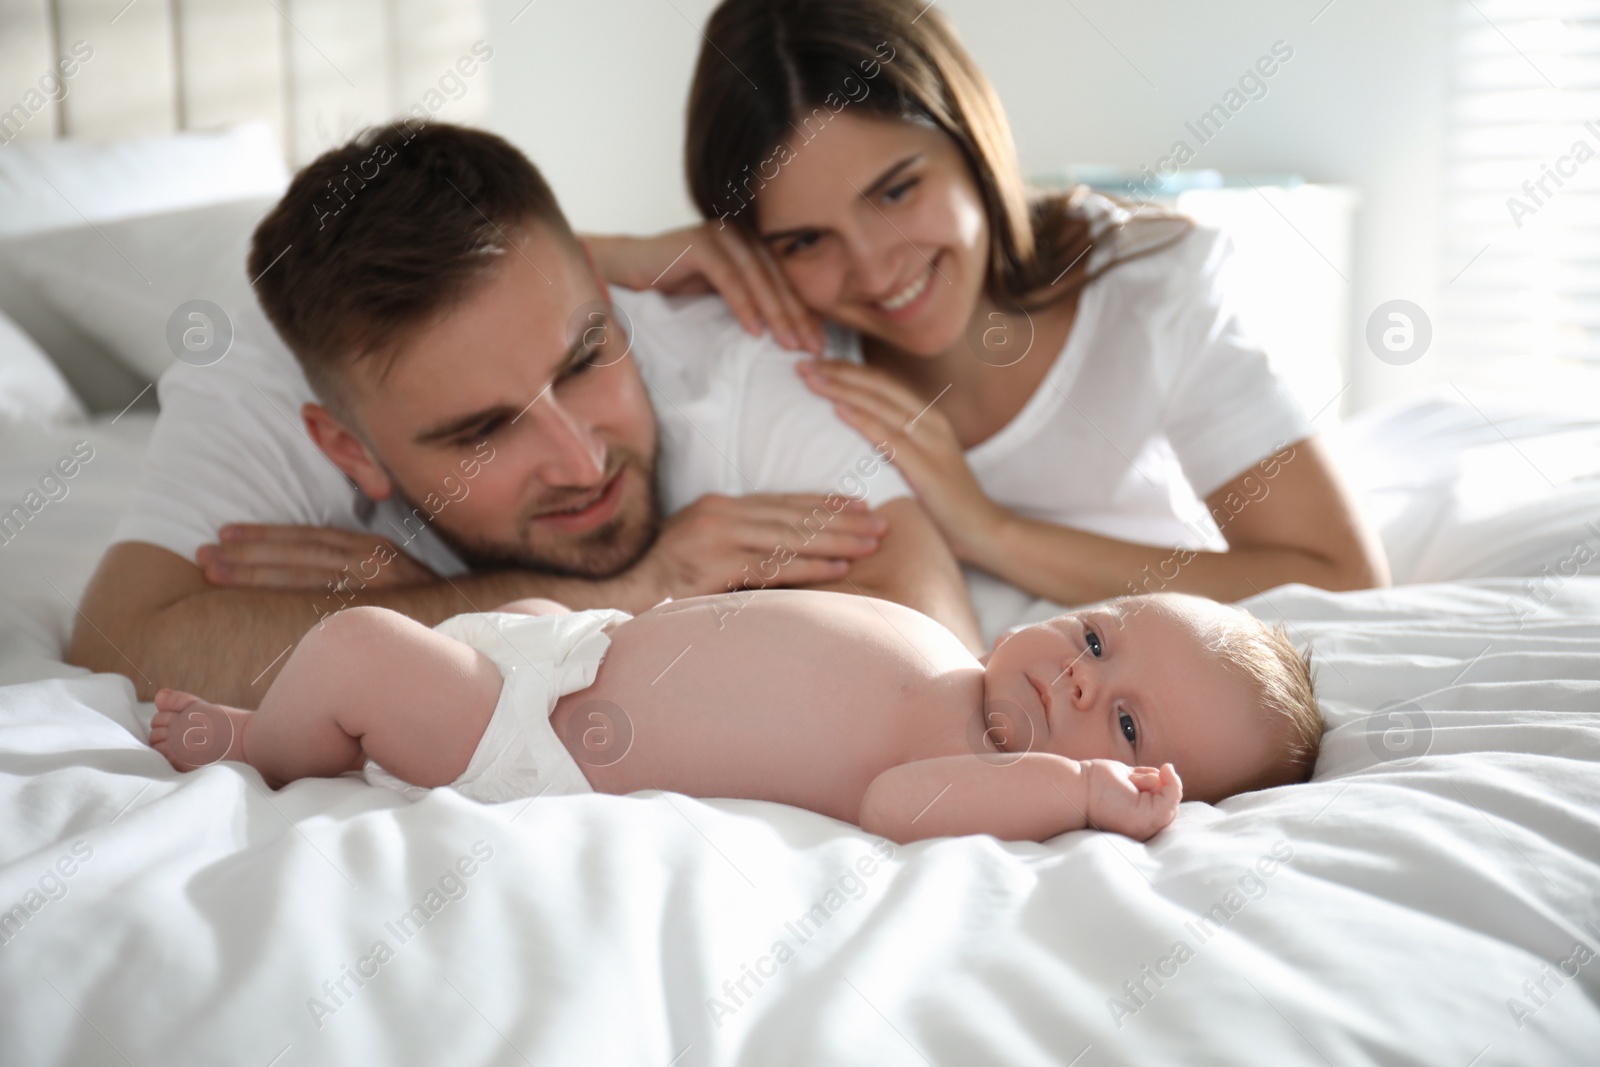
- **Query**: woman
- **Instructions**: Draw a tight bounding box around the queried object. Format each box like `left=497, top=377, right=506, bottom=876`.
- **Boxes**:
left=587, top=0, right=1389, bottom=639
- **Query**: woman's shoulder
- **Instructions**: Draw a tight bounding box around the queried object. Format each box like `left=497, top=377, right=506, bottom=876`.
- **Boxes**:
left=1070, top=230, right=1231, bottom=341
left=1078, top=194, right=1230, bottom=294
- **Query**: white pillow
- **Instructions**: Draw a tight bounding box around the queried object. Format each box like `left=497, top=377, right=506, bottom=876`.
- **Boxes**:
left=0, top=122, right=288, bottom=239
left=0, top=414, right=156, bottom=680
left=0, top=309, right=86, bottom=428
left=0, top=198, right=275, bottom=384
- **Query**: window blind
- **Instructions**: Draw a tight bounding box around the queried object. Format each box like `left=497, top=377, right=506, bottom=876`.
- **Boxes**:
left=1447, top=1, right=1600, bottom=364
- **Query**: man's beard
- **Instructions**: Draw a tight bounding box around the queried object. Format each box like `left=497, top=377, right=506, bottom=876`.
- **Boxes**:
left=394, top=449, right=663, bottom=581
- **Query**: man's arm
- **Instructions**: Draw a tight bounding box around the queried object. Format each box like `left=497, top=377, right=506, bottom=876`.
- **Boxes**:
left=807, top=497, right=983, bottom=654
left=858, top=753, right=1182, bottom=844
left=67, top=542, right=659, bottom=708
left=69, top=489, right=904, bottom=708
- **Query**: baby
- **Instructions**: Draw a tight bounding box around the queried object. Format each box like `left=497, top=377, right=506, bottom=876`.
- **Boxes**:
left=149, top=589, right=1320, bottom=843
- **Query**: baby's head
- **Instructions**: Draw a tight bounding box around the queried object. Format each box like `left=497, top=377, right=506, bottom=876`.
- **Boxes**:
left=982, top=592, right=1320, bottom=803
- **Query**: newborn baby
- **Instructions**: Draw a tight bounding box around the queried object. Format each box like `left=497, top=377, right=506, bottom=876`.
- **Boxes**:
left=149, top=589, right=1320, bottom=843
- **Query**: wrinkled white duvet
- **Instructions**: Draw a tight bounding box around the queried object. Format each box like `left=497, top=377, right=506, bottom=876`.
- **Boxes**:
left=1, top=578, right=1597, bottom=1066
left=2, top=395, right=1599, bottom=1065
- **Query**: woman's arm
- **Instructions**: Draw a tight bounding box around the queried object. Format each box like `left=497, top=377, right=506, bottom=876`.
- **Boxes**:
left=966, top=434, right=1391, bottom=606
left=800, top=354, right=1389, bottom=606
left=859, top=753, right=1181, bottom=844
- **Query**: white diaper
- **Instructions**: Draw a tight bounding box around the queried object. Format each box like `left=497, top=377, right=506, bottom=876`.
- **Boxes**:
left=364, top=608, right=632, bottom=803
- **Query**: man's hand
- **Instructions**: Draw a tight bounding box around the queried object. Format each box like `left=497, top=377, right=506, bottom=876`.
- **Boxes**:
left=191, top=493, right=890, bottom=613
left=628, top=493, right=887, bottom=604
left=1084, top=761, right=1183, bottom=842
left=196, top=524, right=436, bottom=591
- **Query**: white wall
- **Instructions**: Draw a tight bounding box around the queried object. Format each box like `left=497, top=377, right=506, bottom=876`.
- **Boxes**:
left=484, top=0, right=1454, bottom=414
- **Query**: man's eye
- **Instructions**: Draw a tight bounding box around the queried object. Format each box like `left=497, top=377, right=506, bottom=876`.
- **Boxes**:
left=458, top=418, right=503, bottom=445
left=1118, top=709, right=1137, bottom=747
left=1085, top=629, right=1103, bottom=657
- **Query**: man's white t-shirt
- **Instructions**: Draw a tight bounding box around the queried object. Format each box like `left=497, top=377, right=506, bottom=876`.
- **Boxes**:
left=830, top=210, right=1314, bottom=637
left=114, top=287, right=909, bottom=574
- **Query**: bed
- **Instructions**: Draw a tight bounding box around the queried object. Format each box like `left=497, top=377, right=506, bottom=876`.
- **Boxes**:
left=4, top=7, right=1600, bottom=1064
left=4, top=300, right=1600, bottom=1067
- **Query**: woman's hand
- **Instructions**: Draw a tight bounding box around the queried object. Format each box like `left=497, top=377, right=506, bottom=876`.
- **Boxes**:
left=581, top=224, right=824, bottom=354
left=798, top=359, right=1007, bottom=564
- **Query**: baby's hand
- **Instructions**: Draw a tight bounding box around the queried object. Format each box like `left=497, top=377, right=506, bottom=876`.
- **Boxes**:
left=1083, top=761, right=1182, bottom=841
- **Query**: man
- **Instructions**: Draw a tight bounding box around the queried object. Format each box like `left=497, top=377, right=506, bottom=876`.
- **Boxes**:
left=68, top=123, right=979, bottom=708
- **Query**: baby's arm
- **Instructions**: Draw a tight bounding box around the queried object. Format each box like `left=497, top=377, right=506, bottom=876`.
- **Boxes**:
left=858, top=754, right=1181, bottom=844
left=149, top=606, right=502, bottom=789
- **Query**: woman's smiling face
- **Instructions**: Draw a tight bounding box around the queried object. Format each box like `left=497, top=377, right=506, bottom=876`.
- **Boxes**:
left=754, top=110, right=990, bottom=357
left=982, top=593, right=1283, bottom=804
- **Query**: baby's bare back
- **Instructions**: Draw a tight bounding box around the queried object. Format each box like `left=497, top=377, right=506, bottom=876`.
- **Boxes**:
left=551, top=589, right=984, bottom=822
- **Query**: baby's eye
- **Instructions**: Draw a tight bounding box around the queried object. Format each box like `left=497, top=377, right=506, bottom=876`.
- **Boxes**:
left=1117, top=709, right=1137, bottom=747
left=1085, top=629, right=1103, bottom=657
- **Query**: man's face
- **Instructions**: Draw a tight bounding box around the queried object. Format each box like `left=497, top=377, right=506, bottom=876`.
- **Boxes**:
left=334, top=225, right=660, bottom=577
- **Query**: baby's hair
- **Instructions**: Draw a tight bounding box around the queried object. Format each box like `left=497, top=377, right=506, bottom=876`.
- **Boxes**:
left=1202, top=612, right=1322, bottom=791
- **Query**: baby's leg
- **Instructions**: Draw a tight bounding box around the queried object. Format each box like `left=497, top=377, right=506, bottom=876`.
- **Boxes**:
left=152, top=606, right=502, bottom=789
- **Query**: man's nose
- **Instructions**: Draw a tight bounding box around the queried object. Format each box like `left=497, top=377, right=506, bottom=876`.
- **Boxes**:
left=529, top=397, right=606, bottom=486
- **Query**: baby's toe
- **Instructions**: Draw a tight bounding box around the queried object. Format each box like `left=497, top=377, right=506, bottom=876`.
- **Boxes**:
left=154, top=688, right=201, bottom=714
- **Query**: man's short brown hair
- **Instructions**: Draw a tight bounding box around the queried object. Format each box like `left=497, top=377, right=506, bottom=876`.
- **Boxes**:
left=248, top=122, right=575, bottom=406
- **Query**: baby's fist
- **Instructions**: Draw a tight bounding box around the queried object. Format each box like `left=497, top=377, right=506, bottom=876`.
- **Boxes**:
left=1084, top=761, right=1182, bottom=841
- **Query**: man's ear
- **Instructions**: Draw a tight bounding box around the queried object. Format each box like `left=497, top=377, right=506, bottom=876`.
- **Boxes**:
left=302, top=402, right=394, bottom=501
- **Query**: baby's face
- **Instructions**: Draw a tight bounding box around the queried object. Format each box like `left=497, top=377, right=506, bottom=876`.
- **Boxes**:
left=982, top=593, right=1279, bottom=803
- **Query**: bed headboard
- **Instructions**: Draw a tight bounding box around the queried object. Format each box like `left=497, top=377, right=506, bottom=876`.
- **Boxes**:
left=0, top=0, right=488, bottom=165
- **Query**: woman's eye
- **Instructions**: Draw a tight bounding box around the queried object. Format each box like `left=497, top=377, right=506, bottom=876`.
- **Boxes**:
left=883, top=178, right=918, bottom=204
left=1118, top=709, right=1137, bottom=747
left=781, top=232, right=821, bottom=257
left=1085, top=629, right=1103, bottom=657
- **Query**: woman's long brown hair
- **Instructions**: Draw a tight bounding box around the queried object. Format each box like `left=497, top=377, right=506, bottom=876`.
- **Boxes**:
left=681, top=0, right=1196, bottom=313
left=685, top=0, right=1190, bottom=313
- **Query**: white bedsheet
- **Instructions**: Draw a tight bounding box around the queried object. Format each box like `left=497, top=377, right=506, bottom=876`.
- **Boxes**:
left=2, top=394, right=1600, bottom=1064
left=1329, top=389, right=1600, bottom=586
left=1, top=578, right=1597, bottom=1065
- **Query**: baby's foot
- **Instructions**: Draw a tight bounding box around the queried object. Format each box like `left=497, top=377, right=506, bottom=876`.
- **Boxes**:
left=149, top=689, right=252, bottom=772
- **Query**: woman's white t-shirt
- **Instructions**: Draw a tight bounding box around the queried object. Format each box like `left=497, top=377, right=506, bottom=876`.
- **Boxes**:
left=831, top=215, right=1314, bottom=639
